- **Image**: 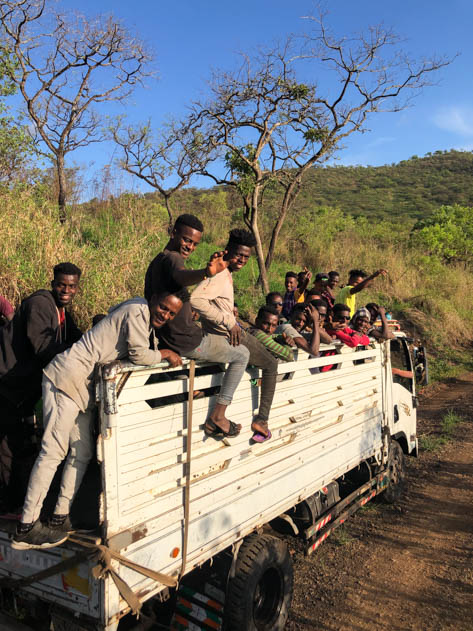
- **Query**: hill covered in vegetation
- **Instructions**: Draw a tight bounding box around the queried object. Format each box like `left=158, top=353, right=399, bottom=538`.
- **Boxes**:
left=297, top=149, right=473, bottom=221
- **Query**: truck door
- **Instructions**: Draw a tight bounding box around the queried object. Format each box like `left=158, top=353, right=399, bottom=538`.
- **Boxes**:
left=390, top=338, right=417, bottom=454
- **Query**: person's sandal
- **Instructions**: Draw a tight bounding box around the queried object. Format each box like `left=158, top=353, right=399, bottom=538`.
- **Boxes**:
left=251, top=420, right=272, bottom=443
left=204, top=418, right=241, bottom=439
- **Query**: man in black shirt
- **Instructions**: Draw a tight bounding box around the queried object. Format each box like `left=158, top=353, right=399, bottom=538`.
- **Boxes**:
left=145, top=214, right=250, bottom=438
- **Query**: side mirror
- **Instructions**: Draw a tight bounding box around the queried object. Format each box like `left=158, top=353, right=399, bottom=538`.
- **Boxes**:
left=413, top=345, right=428, bottom=386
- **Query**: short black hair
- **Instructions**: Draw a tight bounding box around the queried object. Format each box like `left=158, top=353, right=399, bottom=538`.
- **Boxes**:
left=174, top=214, right=204, bottom=234
left=226, top=228, right=256, bottom=250
left=329, top=271, right=340, bottom=278
left=349, top=269, right=367, bottom=280
left=333, top=303, right=351, bottom=316
left=150, top=289, right=190, bottom=305
left=285, top=271, right=297, bottom=279
left=266, top=291, right=283, bottom=303
left=256, top=305, right=279, bottom=320
left=53, top=262, right=82, bottom=279
left=310, top=298, right=329, bottom=311
left=291, top=304, right=306, bottom=316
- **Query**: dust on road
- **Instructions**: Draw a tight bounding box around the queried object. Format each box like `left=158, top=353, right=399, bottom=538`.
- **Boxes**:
left=287, top=374, right=473, bottom=631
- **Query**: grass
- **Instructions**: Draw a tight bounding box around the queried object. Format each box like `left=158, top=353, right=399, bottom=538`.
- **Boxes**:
left=419, top=409, right=464, bottom=452
left=330, top=525, right=354, bottom=547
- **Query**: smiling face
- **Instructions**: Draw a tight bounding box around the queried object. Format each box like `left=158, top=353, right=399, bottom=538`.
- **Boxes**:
left=170, top=224, right=202, bottom=260
left=51, top=273, right=80, bottom=308
left=291, top=309, right=307, bottom=332
left=227, top=244, right=251, bottom=272
left=330, top=309, right=351, bottom=331
left=328, top=274, right=340, bottom=289
left=285, top=275, right=297, bottom=292
left=149, top=294, right=183, bottom=329
left=256, top=312, right=278, bottom=335
left=353, top=315, right=371, bottom=334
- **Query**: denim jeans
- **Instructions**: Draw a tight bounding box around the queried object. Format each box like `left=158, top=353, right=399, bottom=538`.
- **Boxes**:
left=187, top=333, right=250, bottom=405
left=240, top=330, right=278, bottom=423
left=22, top=376, right=95, bottom=523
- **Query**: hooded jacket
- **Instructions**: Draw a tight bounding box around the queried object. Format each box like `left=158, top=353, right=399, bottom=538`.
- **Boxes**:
left=0, top=289, right=81, bottom=407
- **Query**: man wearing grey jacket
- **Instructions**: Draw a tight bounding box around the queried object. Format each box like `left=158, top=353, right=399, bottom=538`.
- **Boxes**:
left=12, top=291, right=185, bottom=550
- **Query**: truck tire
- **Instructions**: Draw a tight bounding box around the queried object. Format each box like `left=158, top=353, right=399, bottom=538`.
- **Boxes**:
left=225, top=534, right=293, bottom=631
left=383, top=439, right=406, bottom=504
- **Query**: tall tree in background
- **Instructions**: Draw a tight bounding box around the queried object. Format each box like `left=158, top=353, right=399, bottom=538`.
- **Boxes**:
left=111, top=119, right=210, bottom=232
left=178, top=13, right=451, bottom=292
left=0, top=0, right=153, bottom=222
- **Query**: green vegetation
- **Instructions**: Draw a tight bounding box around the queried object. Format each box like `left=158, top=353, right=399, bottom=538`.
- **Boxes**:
left=419, top=409, right=464, bottom=452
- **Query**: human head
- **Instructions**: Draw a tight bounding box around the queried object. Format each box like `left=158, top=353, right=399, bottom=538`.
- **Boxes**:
left=255, top=305, right=279, bottom=335
left=306, top=287, right=322, bottom=302
left=168, top=214, right=204, bottom=260
left=352, top=307, right=371, bottom=334
left=51, top=262, right=82, bottom=308
left=365, top=302, right=379, bottom=324
left=148, top=289, right=188, bottom=330
left=225, top=229, right=256, bottom=272
left=313, top=272, right=329, bottom=292
left=348, top=268, right=367, bottom=287
left=330, top=303, right=351, bottom=330
left=233, top=302, right=239, bottom=319
left=265, top=291, right=283, bottom=315
left=310, top=298, right=329, bottom=325
left=285, top=271, right=297, bottom=292
left=290, top=304, right=307, bottom=332
left=328, top=271, right=340, bottom=289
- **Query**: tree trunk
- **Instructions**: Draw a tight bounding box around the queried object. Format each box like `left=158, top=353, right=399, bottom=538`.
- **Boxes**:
left=265, top=179, right=301, bottom=272
left=57, top=153, right=67, bottom=224
left=164, top=195, right=173, bottom=234
left=249, top=187, right=269, bottom=294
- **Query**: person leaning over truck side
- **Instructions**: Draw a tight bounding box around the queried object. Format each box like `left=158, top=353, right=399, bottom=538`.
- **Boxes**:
left=145, top=214, right=250, bottom=438
left=0, top=263, right=82, bottom=513
left=336, top=268, right=388, bottom=317
left=249, top=305, right=295, bottom=362
left=363, top=303, right=395, bottom=341
left=191, top=229, right=278, bottom=443
left=12, top=291, right=186, bottom=551
left=276, top=303, right=321, bottom=356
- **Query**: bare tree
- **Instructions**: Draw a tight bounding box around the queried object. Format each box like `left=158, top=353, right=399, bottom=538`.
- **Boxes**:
left=0, top=0, right=153, bottom=221
left=180, top=14, right=451, bottom=292
left=111, top=119, right=209, bottom=231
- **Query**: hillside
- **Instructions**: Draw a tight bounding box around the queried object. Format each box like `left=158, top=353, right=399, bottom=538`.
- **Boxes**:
left=297, top=149, right=473, bottom=220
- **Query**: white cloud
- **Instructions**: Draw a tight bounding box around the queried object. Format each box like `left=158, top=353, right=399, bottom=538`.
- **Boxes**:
left=432, top=106, right=473, bottom=137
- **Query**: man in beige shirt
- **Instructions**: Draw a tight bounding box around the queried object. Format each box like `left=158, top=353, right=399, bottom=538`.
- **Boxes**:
left=12, top=291, right=185, bottom=551
left=191, top=229, right=278, bottom=443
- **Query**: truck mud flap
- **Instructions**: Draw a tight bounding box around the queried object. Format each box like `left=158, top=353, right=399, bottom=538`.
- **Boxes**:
left=170, top=583, right=225, bottom=630
left=304, top=471, right=389, bottom=555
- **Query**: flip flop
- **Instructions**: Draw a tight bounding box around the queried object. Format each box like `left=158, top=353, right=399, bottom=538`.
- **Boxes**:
left=204, top=418, right=241, bottom=439
left=251, top=429, right=272, bottom=443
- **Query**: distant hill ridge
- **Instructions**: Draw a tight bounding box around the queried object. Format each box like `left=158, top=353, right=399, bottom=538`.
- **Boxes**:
left=298, top=149, right=473, bottom=220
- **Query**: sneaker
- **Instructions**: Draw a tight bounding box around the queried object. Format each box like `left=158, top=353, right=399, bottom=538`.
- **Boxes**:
left=48, top=515, right=96, bottom=534
left=11, top=520, right=69, bottom=550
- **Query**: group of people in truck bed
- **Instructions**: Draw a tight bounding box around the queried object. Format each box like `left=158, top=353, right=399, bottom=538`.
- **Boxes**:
left=0, top=214, right=393, bottom=551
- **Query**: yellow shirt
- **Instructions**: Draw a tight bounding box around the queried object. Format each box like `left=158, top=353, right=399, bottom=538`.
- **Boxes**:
left=336, top=285, right=356, bottom=316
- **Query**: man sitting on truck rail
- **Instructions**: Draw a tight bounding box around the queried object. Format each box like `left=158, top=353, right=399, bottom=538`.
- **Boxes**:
left=12, top=291, right=186, bottom=551
left=249, top=305, right=295, bottom=362
left=0, top=263, right=82, bottom=513
left=144, top=214, right=250, bottom=440
left=336, top=268, right=388, bottom=316
left=191, top=229, right=278, bottom=443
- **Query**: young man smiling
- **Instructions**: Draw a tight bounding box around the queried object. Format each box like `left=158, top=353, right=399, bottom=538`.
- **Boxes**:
left=145, top=214, right=250, bottom=439
left=0, top=263, right=82, bottom=512
left=191, top=229, right=278, bottom=442
left=12, top=290, right=185, bottom=550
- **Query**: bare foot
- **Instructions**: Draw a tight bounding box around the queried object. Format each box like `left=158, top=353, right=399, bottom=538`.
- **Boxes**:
left=251, top=420, right=269, bottom=437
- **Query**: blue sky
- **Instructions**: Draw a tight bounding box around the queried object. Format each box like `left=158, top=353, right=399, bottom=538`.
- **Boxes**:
left=53, top=0, right=472, bottom=197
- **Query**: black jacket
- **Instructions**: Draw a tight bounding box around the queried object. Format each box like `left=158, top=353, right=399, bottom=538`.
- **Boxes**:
left=0, top=289, right=82, bottom=407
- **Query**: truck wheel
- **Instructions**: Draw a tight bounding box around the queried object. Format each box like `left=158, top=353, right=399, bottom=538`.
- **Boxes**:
left=225, top=534, right=293, bottom=631
left=383, top=439, right=406, bottom=504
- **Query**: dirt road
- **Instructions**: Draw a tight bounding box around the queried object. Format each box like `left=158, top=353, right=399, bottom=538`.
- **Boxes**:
left=287, top=374, right=473, bottom=631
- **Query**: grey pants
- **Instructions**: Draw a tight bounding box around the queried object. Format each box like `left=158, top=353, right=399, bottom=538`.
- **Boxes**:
left=187, top=333, right=250, bottom=405
left=240, top=330, right=278, bottom=423
left=21, top=376, right=94, bottom=524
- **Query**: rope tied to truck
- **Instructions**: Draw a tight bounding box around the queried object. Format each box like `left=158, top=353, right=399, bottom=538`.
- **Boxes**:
left=1, top=535, right=177, bottom=617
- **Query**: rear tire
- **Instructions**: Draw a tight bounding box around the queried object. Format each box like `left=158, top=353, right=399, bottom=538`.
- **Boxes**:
left=383, top=439, right=406, bottom=504
left=225, top=534, right=293, bottom=631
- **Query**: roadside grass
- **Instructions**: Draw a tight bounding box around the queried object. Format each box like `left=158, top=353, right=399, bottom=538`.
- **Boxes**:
left=330, top=526, right=354, bottom=547
left=419, top=409, right=464, bottom=452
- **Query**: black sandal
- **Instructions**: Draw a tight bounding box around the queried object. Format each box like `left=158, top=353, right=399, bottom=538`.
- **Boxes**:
left=204, top=418, right=241, bottom=438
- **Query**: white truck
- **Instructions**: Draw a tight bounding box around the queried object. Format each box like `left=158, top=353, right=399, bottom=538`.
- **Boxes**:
left=0, top=333, right=423, bottom=631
